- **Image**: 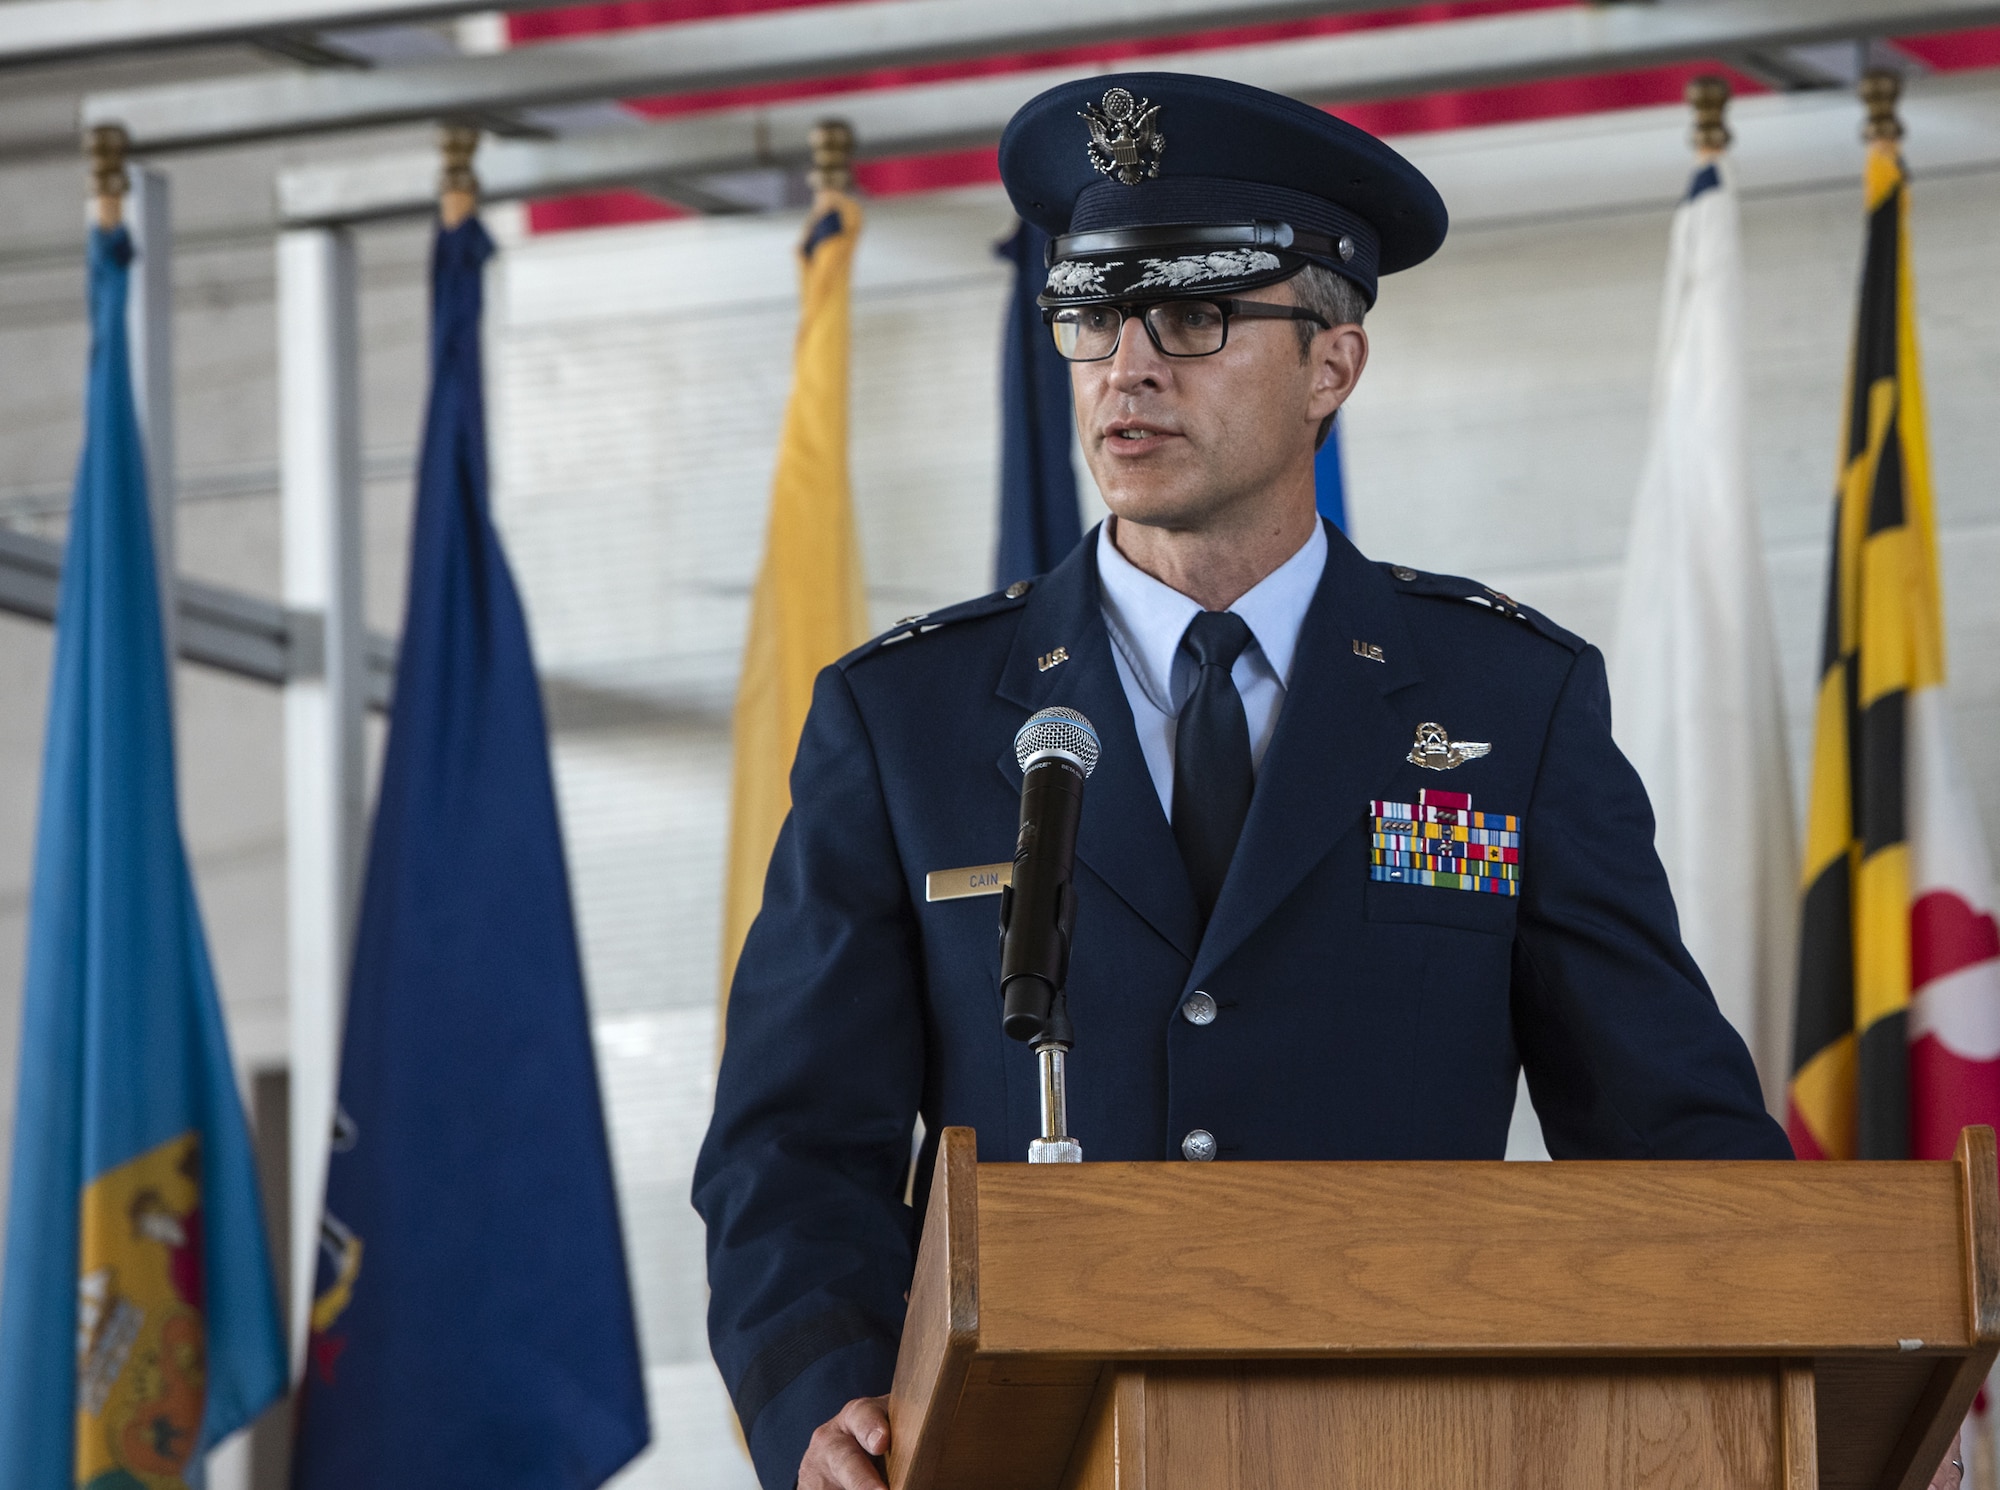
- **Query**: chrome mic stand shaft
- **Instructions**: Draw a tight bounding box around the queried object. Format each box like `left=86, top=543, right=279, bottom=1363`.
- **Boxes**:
left=1027, top=995, right=1080, bottom=1163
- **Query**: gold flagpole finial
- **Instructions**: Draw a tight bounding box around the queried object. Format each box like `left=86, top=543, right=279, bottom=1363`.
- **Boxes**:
left=809, top=119, right=855, bottom=197
left=1686, top=75, right=1731, bottom=158
left=439, top=124, right=480, bottom=229
left=1860, top=69, right=1905, bottom=144
left=88, top=124, right=129, bottom=230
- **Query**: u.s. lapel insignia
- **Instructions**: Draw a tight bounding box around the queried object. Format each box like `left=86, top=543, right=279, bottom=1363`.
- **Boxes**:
left=1352, top=639, right=1386, bottom=664
left=1408, top=721, right=1490, bottom=771
left=1081, top=88, right=1165, bottom=185
left=1037, top=646, right=1070, bottom=673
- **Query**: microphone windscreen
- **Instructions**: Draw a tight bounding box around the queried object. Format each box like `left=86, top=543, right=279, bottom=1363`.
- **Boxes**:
left=1014, top=707, right=1100, bottom=777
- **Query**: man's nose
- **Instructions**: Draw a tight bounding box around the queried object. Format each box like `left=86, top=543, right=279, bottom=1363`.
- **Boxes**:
left=1106, top=313, right=1166, bottom=388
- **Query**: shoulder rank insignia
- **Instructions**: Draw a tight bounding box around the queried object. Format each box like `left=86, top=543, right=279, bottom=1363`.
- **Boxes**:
left=1081, top=87, right=1165, bottom=186
left=1408, top=721, right=1490, bottom=771
left=1370, top=789, right=1520, bottom=896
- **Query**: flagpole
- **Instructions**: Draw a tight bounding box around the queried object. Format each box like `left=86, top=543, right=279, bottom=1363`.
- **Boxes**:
left=809, top=116, right=854, bottom=198
left=87, top=123, right=124, bottom=231
left=279, top=188, right=368, bottom=1379
left=1686, top=74, right=1729, bottom=161
left=439, top=123, right=479, bottom=230
left=1861, top=67, right=1905, bottom=146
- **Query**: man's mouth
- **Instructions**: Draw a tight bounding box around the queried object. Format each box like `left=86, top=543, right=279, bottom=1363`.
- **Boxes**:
left=1103, top=422, right=1178, bottom=451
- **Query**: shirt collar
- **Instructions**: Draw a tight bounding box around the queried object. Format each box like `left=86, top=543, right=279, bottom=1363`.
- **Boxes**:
left=1226, top=517, right=1326, bottom=688
left=1095, top=516, right=1328, bottom=709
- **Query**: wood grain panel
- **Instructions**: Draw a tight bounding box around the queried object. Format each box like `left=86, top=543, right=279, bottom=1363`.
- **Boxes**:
left=1140, top=1360, right=1778, bottom=1490
left=1816, top=1355, right=1940, bottom=1490
left=1957, top=1128, right=2000, bottom=1344
left=976, top=1160, right=1968, bottom=1357
left=1059, top=1370, right=1117, bottom=1490
left=888, top=1127, right=978, bottom=1490
left=1780, top=1362, right=1818, bottom=1490
left=1882, top=1352, right=1998, bottom=1490
left=928, top=1355, right=1102, bottom=1490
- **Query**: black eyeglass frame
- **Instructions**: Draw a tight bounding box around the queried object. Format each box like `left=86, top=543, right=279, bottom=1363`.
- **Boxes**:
left=1041, top=297, right=1331, bottom=362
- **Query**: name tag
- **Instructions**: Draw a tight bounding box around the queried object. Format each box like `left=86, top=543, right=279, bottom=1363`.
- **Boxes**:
left=925, top=862, right=1013, bottom=902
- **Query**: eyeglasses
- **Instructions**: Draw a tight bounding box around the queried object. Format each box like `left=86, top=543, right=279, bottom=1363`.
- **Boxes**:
left=1045, top=297, right=1330, bottom=363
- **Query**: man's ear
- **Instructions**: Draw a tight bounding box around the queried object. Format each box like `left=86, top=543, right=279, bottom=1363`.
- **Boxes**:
left=1308, top=323, right=1368, bottom=425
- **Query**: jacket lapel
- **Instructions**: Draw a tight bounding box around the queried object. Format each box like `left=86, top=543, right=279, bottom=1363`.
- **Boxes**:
left=996, top=531, right=1200, bottom=962
left=1190, top=522, right=1424, bottom=988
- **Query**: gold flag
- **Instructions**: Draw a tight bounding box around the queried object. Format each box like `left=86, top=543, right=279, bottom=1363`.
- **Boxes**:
left=718, top=190, right=870, bottom=1037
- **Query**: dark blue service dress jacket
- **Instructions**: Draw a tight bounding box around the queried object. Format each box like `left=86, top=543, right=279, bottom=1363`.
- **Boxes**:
left=693, top=520, right=1790, bottom=1487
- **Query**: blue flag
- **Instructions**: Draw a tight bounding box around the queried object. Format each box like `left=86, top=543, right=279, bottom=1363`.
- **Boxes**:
left=995, top=220, right=1083, bottom=586
left=0, top=225, right=286, bottom=1488
left=1315, top=418, right=1348, bottom=533
left=290, top=218, right=648, bottom=1487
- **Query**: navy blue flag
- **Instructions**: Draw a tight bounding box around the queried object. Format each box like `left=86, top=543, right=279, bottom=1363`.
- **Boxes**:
left=1315, top=417, right=1348, bottom=532
left=995, top=220, right=1083, bottom=586
left=290, top=218, right=649, bottom=1487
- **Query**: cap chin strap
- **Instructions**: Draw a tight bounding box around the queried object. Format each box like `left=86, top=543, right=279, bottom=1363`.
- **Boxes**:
left=1047, top=220, right=1343, bottom=265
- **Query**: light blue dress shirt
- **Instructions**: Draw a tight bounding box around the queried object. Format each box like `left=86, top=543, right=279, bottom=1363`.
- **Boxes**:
left=1095, top=516, right=1329, bottom=817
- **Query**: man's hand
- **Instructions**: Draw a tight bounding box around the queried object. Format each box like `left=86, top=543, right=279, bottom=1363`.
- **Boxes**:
left=799, top=1395, right=891, bottom=1490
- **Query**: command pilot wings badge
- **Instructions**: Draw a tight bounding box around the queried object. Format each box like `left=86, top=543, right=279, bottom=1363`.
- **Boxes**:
left=1408, top=721, right=1490, bottom=771
left=1081, top=88, right=1164, bottom=185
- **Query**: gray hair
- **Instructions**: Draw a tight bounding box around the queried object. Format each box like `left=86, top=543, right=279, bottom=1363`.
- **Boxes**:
left=1284, top=263, right=1367, bottom=448
left=1287, top=262, right=1368, bottom=359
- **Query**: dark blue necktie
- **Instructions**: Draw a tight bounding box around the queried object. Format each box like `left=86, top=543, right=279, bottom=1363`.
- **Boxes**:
left=1172, top=610, right=1255, bottom=924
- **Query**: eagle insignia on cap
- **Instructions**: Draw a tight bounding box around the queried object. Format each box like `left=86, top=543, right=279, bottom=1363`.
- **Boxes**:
left=1081, top=87, right=1164, bottom=186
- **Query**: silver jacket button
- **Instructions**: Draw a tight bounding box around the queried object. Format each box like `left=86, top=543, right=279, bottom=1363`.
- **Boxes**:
left=1181, top=991, right=1217, bottom=1025
left=1181, top=1129, right=1217, bottom=1162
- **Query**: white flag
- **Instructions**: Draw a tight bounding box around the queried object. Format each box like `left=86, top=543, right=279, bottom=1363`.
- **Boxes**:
left=1609, top=160, right=1796, bottom=1105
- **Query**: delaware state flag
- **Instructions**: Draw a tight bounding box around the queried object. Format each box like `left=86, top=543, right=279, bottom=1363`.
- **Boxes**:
left=0, top=225, right=285, bottom=1488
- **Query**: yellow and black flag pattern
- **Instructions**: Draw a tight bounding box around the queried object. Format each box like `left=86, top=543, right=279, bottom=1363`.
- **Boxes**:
left=1785, top=121, right=1946, bottom=1161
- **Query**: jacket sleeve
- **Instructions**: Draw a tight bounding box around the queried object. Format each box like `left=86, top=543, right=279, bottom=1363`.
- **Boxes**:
left=1510, top=645, right=1793, bottom=1159
left=692, top=663, right=927, bottom=1488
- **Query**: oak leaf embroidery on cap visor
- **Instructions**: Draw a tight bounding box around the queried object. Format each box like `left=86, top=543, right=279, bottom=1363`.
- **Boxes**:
left=1128, top=249, right=1283, bottom=292
left=1045, top=260, right=1119, bottom=297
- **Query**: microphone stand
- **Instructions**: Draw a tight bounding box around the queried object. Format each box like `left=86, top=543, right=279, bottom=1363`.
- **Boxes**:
left=1000, top=707, right=1100, bottom=1164
left=1028, top=994, right=1080, bottom=1164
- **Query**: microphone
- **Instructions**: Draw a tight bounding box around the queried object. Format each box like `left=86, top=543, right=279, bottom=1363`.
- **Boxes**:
left=999, top=707, right=1100, bottom=1045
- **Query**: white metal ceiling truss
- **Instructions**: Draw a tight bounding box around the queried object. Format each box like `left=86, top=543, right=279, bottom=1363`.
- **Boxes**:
left=87, top=0, right=2000, bottom=155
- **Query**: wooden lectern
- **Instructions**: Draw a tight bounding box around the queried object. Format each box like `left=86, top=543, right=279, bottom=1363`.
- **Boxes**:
left=888, top=1126, right=2000, bottom=1490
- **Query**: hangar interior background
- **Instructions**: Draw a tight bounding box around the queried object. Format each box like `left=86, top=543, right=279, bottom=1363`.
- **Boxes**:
left=1, top=3, right=1999, bottom=1485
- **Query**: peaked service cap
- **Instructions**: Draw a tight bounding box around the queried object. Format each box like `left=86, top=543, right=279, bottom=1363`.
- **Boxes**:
left=999, top=72, right=1448, bottom=310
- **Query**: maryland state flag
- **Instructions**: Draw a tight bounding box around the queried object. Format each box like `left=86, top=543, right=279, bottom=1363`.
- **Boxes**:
left=719, top=191, right=870, bottom=1020
left=1787, top=108, right=2000, bottom=1161
left=0, top=225, right=285, bottom=1486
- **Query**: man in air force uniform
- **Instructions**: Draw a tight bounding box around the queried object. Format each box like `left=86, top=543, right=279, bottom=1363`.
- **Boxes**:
left=694, top=72, right=1792, bottom=1490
